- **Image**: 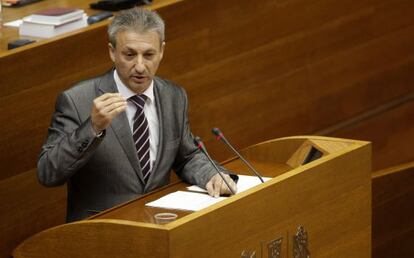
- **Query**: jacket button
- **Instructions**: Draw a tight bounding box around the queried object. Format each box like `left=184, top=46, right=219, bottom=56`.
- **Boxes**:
left=77, top=147, right=83, bottom=153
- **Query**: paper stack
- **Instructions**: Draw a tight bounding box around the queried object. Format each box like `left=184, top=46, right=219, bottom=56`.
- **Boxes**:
left=19, top=7, right=87, bottom=38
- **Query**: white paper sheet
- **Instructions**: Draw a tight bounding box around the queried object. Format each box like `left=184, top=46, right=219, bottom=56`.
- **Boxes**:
left=145, top=191, right=227, bottom=211
left=186, top=175, right=272, bottom=193
left=4, top=19, right=23, bottom=28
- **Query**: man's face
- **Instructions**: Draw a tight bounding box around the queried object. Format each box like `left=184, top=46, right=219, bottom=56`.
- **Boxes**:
left=109, top=30, right=165, bottom=93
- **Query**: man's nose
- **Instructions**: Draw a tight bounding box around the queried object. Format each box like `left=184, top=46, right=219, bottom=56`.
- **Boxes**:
left=134, top=56, right=145, bottom=73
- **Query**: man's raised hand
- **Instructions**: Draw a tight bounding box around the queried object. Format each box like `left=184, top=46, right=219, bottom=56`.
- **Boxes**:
left=91, top=93, right=127, bottom=134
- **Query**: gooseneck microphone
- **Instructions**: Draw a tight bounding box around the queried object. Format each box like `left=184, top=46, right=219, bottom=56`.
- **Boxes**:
left=194, top=136, right=236, bottom=195
left=212, top=128, right=264, bottom=183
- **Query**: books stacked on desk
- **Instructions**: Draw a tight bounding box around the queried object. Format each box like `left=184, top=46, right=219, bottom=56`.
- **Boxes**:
left=2, top=0, right=43, bottom=7
left=19, top=7, right=87, bottom=38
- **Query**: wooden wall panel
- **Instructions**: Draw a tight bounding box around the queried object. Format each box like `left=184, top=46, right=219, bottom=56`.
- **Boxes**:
left=328, top=98, right=414, bottom=170
left=0, top=169, right=66, bottom=257
left=0, top=0, right=413, bottom=178
left=1, top=0, right=414, bottom=257
left=0, top=26, right=112, bottom=179
left=156, top=0, right=414, bottom=162
left=372, top=163, right=414, bottom=258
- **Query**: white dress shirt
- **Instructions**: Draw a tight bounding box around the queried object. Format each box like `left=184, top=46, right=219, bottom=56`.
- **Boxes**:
left=114, top=70, right=159, bottom=171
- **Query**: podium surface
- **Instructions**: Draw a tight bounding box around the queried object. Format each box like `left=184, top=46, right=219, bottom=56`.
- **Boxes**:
left=13, top=136, right=371, bottom=258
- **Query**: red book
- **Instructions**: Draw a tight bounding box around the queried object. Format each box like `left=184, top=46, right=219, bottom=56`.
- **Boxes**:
left=34, top=7, right=79, bottom=16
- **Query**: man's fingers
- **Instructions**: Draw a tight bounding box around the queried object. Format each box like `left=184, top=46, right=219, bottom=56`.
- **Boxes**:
left=230, top=180, right=237, bottom=193
left=213, top=177, right=222, bottom=198
left=222, top=177, right=237, bottom=194
left=206, top=173, right=237, bottom=197
left=91, top=93, right=127, bottom=132
left=219, top=175, right=237, bottom=195
left=95, top=93, right=123, bottom=102
left=100, top=95, right=126, bottom=108
left=101, top=100, right=127, bottom=117
left=206, top=174, right=220, bottom=198
left=96, top=96, right=126, bottom=111
left=93, top=101, right=126, bottom=127
left=94, top=93, right=125, bottom=110
left=206, top=180, right=214, bottom=197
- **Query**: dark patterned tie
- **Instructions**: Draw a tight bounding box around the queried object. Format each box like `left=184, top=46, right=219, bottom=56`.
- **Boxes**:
left=129, top=94, right=151, bottom=183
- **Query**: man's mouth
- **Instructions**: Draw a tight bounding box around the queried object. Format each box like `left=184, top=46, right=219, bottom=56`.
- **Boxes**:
left=131, top=75, right=147, bottom=82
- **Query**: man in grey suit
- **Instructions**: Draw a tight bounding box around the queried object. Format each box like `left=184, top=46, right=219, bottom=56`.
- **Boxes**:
left=38, top=8, right=237, bottom=222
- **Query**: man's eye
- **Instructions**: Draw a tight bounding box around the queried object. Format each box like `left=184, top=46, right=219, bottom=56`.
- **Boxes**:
left=124, top=52, right=135, bottom=57
left=144, top=53, right=154, bottom=59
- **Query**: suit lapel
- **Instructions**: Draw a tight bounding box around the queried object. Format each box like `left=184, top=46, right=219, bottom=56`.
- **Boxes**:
left=97, top=70, right=145, bottom=184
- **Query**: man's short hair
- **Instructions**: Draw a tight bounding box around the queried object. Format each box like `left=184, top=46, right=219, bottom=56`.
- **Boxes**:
left=108, top=7, right=165, bottom=48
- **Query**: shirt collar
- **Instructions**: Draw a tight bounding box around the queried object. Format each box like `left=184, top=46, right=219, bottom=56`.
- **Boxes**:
left=113, top=69, right=155, bottom=103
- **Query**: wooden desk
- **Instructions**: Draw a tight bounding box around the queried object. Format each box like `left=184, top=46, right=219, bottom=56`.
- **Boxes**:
left=13, top=136, right=372, bottom=258
left=0, top=0, right=181, bottom=52
left=93, top=160, right=292, bottom=223
left=1, top=0, right=98, bottom=51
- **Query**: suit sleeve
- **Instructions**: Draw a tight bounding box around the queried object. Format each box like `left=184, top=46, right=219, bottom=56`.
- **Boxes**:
left=37, top=92, right=103, bottom=187
left=172, top=88, right=236, bottom=188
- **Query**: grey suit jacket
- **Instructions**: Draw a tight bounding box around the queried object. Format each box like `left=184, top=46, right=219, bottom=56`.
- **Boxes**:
left=38, top=71, right=223, bottom=222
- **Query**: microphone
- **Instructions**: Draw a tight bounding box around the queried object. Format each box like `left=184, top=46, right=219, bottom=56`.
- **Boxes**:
left=212, top=128, right=264, bottom=183
left=194, top=136, right=236, bottom=195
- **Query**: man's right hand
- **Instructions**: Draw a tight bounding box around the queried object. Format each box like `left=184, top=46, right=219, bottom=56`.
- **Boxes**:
left=91, top=93, right=127, bottom=134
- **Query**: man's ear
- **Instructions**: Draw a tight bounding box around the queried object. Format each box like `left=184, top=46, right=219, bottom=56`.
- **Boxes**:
left=108, top=43, right=115, bottom=62
left=159, top=42, right=165, bottom=60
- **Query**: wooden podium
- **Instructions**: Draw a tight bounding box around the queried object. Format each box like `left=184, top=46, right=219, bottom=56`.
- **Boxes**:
left=13, top=136, right=371, bottom=258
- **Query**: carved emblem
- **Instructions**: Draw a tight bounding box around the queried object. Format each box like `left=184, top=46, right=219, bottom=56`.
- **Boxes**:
left=267, top=237, right=282, bottom=258
left=241, top=250, right=256, bottom=258
left=293, top=226, right=310, bottom=258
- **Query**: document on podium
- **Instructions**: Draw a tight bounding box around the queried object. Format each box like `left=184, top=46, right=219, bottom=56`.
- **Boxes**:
left=146, top=175, right=272, bottom=211
left=186, top=175, right=272, bottom=194
left=145, top=191, right=227, bottom=211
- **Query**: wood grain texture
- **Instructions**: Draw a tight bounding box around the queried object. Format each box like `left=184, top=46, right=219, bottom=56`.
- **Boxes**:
left=0, top=0, right=182, bottom=51
left=156, top=0, right=414, bottom=165
left=0, top=0, right=413, bottom=177
left=329, top=99, right=414, bottom=170
left=168, top=137, right=371, bottom=257
left=372, top=162, right=414, bottom=258
left=13, top=220, right=169, bottom=258
left=0, top=169, right=66, bottom=258
left=12, top=136, right=371, bottom=258
left=0, top=2, right=180, bottom=257
left=1, top=0, right=414, bottom=257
